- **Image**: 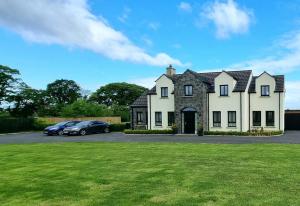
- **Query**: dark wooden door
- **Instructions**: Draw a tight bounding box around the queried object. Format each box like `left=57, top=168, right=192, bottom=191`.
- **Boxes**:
left=184, top=112, right=195, bottom=134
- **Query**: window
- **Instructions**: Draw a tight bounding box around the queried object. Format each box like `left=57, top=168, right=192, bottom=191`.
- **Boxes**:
left=253, top=111, right=261, bottom=126
left=261, top=85, right=270, bottom=96
left=137, top=112, right=143, bottom=124
left=161, top=87, right=168, bottom=97
left=220, top=85, right=228, bottom=96
left=184, top=85, right=193, bottom=96
left=266, top=111, right=274, bottom=126
left=213, top=111, right=221, bottom=127
left=228, top=111, right=236, bottom=127
left=168, top=112, right=175, bottom=126
left=155, top=112, right=162, bottom=126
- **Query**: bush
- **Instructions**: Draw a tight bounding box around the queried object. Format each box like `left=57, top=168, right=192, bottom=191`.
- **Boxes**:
left=0, top=117, right=35, bottom=133
left=124, top=129, right=173, bottom=134
left=110, top=123, right=130, bottom=132
left=204, top=130, right=283, bottom=136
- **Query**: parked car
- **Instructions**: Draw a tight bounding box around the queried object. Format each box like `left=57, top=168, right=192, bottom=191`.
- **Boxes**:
left=63, top=120, right=110, bottom=136
left=44, top=121, right=81, bottom=136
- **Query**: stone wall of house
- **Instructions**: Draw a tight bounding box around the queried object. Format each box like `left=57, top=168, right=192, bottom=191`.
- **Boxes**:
left=131, top=107, right=148, bottom=130
left=174, top=71, right=208, bottom=133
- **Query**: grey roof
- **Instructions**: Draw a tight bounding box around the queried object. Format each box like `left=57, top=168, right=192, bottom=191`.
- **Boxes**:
left=130, top=93, right=147, bottom=107
left=147, top=86, right=157, bottom=95
left=249, top=75, right=285, bottom=93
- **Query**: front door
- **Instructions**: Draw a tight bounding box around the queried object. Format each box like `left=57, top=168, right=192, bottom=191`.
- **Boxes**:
left=184, top=112, right=195, bottom=134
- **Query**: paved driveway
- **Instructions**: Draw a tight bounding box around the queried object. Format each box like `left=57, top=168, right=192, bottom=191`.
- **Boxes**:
left=0, top=131, right=299, bottom=144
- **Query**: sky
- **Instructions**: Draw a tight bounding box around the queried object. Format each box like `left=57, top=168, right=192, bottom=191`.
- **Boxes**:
left=0, top=0, right=300, bottom=109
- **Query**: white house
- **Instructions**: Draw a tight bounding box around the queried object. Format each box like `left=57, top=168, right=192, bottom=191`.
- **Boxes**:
left=130, top=65, right=285, bottom=134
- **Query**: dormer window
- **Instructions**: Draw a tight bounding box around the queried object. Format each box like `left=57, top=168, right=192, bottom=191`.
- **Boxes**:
left=261, top=85, right=270, bottom=96
left=184, top=85, right=193, bottom=96
left=161, top=87, right=168, bottom=97
left=220, top=85, right=228, bottom=96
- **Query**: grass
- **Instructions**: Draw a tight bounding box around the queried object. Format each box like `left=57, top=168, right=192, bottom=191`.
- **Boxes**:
left=0, top=143, right=299, bottom=206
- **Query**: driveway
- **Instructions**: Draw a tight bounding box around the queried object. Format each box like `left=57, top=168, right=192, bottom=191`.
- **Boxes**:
left=0, top=131, right=299, bottom=144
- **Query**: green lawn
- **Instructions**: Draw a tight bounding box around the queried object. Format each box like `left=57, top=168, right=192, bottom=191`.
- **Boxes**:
left=0, top=143, right=299, bottom=206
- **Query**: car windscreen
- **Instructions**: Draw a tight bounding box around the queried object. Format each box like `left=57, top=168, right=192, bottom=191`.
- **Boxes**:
left=54, top=121, right=69, bottom=126
left=76, top=121, right=91, bottom=127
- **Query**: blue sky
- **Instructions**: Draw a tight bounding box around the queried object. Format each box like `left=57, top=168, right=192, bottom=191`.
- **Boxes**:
left=0, top=0, right=300, bottom=108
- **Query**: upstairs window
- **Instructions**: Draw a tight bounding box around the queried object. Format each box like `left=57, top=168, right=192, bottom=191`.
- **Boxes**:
left=161, top=87, right=168, bottom=97
left=213, top=111, right=221, bottom=127
left=253, top=111, right=261, bottom=126
left=220, top=85, right=228, bottom=96
left=137, top=112, right=143, bottom=125
left=184, top=85, right=193, bottom=96
left=266, top=111, right=275, bottom=126
left=261, top=85, right=270, bottom=96
left=228, top=111, right=236, bottom=127
left=168, top=112, right=175, bottom=126
left=155, top=112, right=162, bottom=126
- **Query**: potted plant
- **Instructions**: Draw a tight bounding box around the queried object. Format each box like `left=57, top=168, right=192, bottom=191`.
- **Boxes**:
left=171, top=124, right=178, bottom=134
left=197, top=123, right=204, bottom=136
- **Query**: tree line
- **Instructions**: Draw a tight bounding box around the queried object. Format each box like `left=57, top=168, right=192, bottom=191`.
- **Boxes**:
left=0, top=65, right=147, bottom=121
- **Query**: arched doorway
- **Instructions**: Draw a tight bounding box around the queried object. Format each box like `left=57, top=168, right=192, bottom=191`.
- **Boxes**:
left=182, top=107, right=197, bottom=134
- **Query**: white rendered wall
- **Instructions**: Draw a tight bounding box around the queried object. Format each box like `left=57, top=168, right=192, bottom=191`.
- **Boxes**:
left=249, top=73, right=285, bottom=131
left=147, top=75, right=175, bottom=130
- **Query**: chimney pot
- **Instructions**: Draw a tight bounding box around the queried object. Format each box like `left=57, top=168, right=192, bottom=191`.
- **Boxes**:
left=166, top=64, right=176, bottom=76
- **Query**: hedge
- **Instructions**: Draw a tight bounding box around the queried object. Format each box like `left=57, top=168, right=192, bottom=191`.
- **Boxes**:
left=204, top=130, right=283, bottom=136
left=109, top=123, right=130, bottom=132
left=124, top=129, right=174, bottom=134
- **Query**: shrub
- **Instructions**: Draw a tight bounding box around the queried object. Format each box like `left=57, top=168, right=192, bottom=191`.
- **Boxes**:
left=0, top=117, right=35, bottom=133
left=110, top=123, right=130, bottom=132
left=124, top=129, right=173, bottom=134
left=204, top=130, right=283, bottom=136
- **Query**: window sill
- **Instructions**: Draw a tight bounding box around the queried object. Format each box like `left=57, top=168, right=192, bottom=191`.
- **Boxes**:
left=266, top=125, right=275, bottom=128
left=182, top=95, right=194, bottom=98
left=160, top=97, right=168, bottom=99
left=219, top=95, right=229, bottom=97
left=212, top=126, right=221, bottom=128
left=260, top=95, right=270, bottom=97
left=227, top=126, right=237, bottom=128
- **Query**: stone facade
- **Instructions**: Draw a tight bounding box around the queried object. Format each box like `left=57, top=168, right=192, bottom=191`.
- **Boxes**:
left=131, top=107, right=148, bottom=129
left=174, top=70, right=208, bottom=133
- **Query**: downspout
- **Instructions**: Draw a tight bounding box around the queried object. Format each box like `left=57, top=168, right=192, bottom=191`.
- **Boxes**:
left=207, top=93, right=210, bottom=131
left=279, top=92, right=281, bottom=131
left=149, top=95, right=152, bottom=130
left=248, top=93, right=251, bottom=132
left=240, top=92, right=242, bottom=132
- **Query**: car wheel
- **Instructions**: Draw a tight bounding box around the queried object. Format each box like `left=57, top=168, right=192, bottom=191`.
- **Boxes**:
left=104, top=127, right=110, bottom=133
left=80, top=129, right=86, bottom=136
left=58, top=130, right=63, bottom=136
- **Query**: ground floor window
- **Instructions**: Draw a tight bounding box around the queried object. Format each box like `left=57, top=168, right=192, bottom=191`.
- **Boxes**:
left=266, top=111, right=274, bottom=126
left=136, top=112, right=143, bottom=125
left=155, top=112, right=162, bottom=126
left=168, top=112, right=175, bottom=126
left=228, top=111, right=236, bottom=127
left=253, top=111, right=261, bottom=126
left=213, top=111, right=221, bottom=127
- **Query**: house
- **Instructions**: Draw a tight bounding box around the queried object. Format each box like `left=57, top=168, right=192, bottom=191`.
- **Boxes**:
left=130, top=65, right=285, bottom=134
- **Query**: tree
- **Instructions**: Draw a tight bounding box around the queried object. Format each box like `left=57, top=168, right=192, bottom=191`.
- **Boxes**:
left=46, top=79, right=81, bottom=105
left=89, top=82, right=147, bottom=106
left=8, top=83, right=47, bottom=117
left=0, top=65, right=20, bottom=104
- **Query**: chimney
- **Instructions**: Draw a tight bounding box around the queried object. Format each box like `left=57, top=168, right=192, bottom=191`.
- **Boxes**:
left=166, top=64, right=176, bottom=76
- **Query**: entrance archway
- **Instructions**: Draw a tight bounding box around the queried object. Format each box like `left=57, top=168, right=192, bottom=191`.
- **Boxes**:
left=182, top=107, right=197, bottom=134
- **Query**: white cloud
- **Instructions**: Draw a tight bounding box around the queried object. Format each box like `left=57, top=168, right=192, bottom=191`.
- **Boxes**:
left=202, top=0, right=252, bottom=39
left=229, top=30, right=300, bottom=74
left=129, top=77, right=156, bottom=89
left=178, top=2, right=192, bottom=12
left=118, top=6, right=131, bottom=23
left=148, top=22, right=160, bottom=31
left=285, top=81, right=300, bottom=109
left=141, top=36, right=153, bottom=47
left=0, top=0, right=184, bottom=67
